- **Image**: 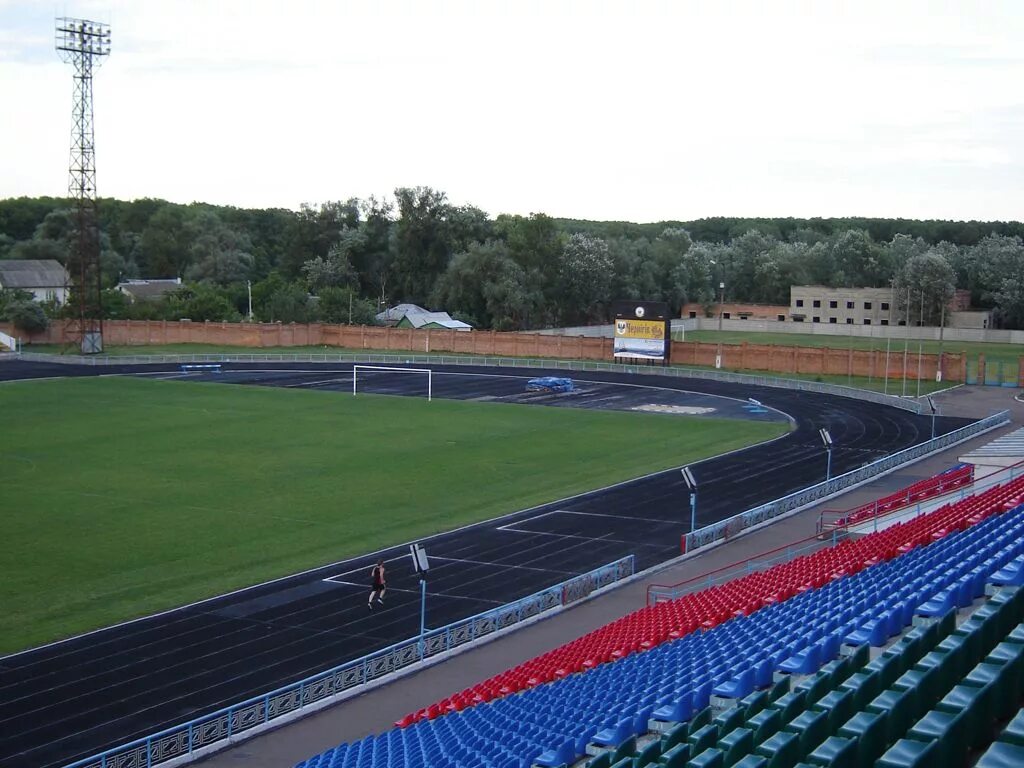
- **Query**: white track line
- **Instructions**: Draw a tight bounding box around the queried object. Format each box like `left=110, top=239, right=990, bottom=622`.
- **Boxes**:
left=428, top=555, right=572, bottom=575
left=323, top=580, right=504, bottom=605
left=553, top=509, right=683, bottom=526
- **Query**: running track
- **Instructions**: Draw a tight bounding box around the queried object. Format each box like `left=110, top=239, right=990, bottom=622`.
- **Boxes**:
left=0, top=359, right=973, bottom=768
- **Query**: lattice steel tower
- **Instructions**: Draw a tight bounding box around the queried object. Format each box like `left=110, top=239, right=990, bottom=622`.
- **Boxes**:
left=56, top=17, right=111, bottom=353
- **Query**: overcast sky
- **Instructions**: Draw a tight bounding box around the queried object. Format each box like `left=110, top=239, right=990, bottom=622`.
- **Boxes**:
left=1, top=1, right=1022, bottom=222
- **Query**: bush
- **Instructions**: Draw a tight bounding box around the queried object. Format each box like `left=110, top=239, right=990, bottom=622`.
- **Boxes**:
left=7, top=300, right=49, bottom=334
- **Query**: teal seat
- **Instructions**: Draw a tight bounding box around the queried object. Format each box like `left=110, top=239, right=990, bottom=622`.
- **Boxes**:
left=837, top=710, right=887, bottom=767
left=746, top=708, right=782, bottom=745
left=986, top=640, right=1024, bottom=697
left=806, top=735, right=856, bottom=768
left=782, top=709, right=829, bottom=757
left=660, top=743, right=691, bottom=768
left=839, top=671, right=881, bottom=712
left=976, top=741, right=1024, bottom=768
left=799, top=673, right=832, bottom=706
left=876, top=738, right=941, bottom=768
left=769, top=690, right=807, bottom=724
left=687, top=747, right=725, bottom=768
left=769, top=677, right=791, bottom=701
left=866, top=687, right=917, bottom=747
left=754, top=731, right=799, bottom=768
left=719, top=728, right=753, bottom=768
left=810, top=689, right=854, bottom=736
left=999, top=707, right=1024, bottom=747
left=613, top=737, right=638, bottom=764
left=731, top=757, right=767, bottom=768
left=741, top=690, right=770, bottom=720
left=844, top=643, right=869, bottom=672
left=690, top=708, right=714, bottom=735
left=588, top=753, right=613, bottom=768
left=893, top=664, right=943, bottom=714
left=610, top=759, right=633, bottom=768
left=715, top=706, right=747, bottom=737
left=908, top=709, right=969, bottom=768
left=636, top=739, right=663, bottom=768
left=865, top=652, right=903, bottom=689
left=688, top=725, right=719, bottom=756
left=937, top=683, right=994, bottom=748
left=663, top=723, right=691, bottom=752
left=965, top=661, right=1018, bottom=721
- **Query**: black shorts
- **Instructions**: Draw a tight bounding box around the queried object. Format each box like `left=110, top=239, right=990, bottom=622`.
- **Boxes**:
left=372, top=582, right=384, bottom=591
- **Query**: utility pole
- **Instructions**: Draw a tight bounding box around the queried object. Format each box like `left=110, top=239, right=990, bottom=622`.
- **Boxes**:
left=716, top=281, right=725, bottom=368
left=56, top=18, right=111, bottom=354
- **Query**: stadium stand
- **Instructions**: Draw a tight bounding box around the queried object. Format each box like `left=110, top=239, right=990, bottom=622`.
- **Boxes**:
left=826, top=463, right=974, bottom=529
left=399, top=473, right=1024, bottom=724
left=295, top=486, right=1024, bottom=768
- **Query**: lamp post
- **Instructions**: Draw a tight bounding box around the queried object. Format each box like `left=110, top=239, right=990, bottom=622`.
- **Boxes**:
left=247, top=279, right=253, bottom=321
left=410, top=543, right=430, bottom=655
left=820, top=428, right=833, bottom=481
left=716, top=281, right=725, bottom=368
left=926, top=396, right=937, bottom=440
left=681, top=466, right=698, bottom=534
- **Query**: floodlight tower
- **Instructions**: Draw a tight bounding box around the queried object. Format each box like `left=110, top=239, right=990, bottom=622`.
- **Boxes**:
left=56, top=17, right=111, bottom=353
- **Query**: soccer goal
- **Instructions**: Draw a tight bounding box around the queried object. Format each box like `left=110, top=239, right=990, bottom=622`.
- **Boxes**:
left=352, top=365, right=433, bottom=401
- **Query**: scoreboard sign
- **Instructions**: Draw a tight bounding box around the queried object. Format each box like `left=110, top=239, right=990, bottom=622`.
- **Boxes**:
left=612, top=301, right=671, bottom=362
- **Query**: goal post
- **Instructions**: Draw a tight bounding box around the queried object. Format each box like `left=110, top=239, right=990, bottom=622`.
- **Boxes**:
left=352, top=365, right=433, bottom=401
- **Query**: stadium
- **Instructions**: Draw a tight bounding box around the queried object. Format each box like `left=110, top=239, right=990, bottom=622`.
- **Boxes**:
left=4, top=5, right=1024, bottom=768
left=2, top=350, right=1024, bottom=768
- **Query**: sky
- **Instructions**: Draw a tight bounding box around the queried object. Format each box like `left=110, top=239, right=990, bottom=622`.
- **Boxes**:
left=1, top=0, right=1022, bottom=223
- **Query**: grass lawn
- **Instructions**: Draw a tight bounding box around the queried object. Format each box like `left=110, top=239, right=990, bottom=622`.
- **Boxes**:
left=681, top=330, right=1024, bottom=366
left=0, top=376, right=787, bottom=654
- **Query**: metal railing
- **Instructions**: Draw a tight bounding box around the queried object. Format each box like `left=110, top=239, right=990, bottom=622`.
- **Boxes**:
left=14, top=350, right=925, bottom=413
left=63, top=555, right=634, bottom=768
left=647, top=533, right=829, bottom=605
left=683, top=410, right=1011, bottom=553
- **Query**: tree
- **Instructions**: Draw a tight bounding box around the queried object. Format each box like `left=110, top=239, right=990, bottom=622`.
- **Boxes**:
left=432, top=241, right=537, bottom=330
left=263, top=283, right=312, bottom=323
left=163, top=284, right=240, bottom=322
left=893, top=251, right=956, bottom=326
left=184, top=212, right=255, bottom=285
left=7, top=300, right=49, bottom=334
left=301, top=238, right=359, bottom=292
left=828, top=229, right=888, bottom=287
left=317, top=286, right=377, bottom=325
left=391, top=186, right=455, bottom=304
left=558, top=233, right=613, bottom=324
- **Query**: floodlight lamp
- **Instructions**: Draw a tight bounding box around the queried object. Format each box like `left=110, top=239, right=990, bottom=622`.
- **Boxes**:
left=819, top=428, right=833, bottom=447
left=748, top=398, right=763, bottom=407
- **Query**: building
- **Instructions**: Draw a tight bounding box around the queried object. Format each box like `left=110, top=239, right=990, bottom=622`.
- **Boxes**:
left=789, top=286, right=897, bottom=326
left=788, top=285, right=992, bottom=329
left=680, top=302, right=790, bottom=322
left=375, top=303, right=472, bottom=331
left=116, top=278, right=183, bottom=302
left=0, top=260, right=70, bottom=304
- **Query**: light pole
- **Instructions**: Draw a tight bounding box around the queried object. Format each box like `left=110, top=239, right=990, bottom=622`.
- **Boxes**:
left=926, top=396, right=937, bottom=440
left=681, top=466, right=698, bottom=534
left=410, top=543, right=430, bottom=655
left=247, top=279, right=254, bottom=321
left=716, top=281, right=725, bottom=368
left=820, top=428, right=833, bottom=481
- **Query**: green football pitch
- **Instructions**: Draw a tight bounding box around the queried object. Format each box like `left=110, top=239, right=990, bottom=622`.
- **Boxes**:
left=0, top=376, right=787, bottom=654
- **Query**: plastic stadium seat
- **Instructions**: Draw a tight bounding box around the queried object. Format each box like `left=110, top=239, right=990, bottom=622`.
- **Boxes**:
left=976, top=741, right=1024, bottom=768
left=876, top=738, right=941, bottom=768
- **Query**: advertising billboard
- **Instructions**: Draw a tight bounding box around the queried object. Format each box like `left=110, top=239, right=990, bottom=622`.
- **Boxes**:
left=612, top=301, right=671, bottom=362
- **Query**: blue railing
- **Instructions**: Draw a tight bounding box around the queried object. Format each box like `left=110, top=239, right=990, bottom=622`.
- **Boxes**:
left=62, top=555, right=635, bottom=768
left=684, top=409, right=1011, bottom=553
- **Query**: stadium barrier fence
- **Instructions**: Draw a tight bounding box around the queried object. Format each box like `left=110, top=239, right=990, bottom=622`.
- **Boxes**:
left=683, top=408, right=1011, bottom=553
left=61, top=555, right=634, bottom=768
left=12, top=350, right=926, bottom=413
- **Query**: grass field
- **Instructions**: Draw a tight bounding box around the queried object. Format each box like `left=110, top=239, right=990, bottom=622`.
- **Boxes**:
left=0, top=376, right=787, bottom=654
left=682, top=330, right=1024, bottom=365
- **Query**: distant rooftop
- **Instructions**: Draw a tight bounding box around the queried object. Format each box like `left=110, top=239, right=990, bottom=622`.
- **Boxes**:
left=0, top=259, right=68, bottom=288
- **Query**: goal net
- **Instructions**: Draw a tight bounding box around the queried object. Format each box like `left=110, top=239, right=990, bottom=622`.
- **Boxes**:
left=352, top=365, right=433, bottom=401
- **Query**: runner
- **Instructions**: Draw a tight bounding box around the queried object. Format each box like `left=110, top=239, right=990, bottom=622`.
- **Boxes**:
left=367, top=559, right=386, bottom=610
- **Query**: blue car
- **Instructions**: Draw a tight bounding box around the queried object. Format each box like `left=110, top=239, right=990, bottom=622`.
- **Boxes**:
left=526, top=377, right=575, bottom=393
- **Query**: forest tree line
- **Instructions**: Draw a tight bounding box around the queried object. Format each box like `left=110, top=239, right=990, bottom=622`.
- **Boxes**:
left=2, top=189, right=1024, bottom=331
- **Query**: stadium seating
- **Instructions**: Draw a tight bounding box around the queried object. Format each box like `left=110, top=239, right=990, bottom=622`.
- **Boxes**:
left=295, top=496, right=1024, bottom=768
left=398, top=474, right=1024, bottom=724
left=832, top=463, right=973, bottom=528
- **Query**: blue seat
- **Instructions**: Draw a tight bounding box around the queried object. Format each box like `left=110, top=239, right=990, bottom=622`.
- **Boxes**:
left=989, top=556, right=1024, bottom=587
left=714, top=668, right=755, bottom=700
left=591, top=718, right=633, bottom=748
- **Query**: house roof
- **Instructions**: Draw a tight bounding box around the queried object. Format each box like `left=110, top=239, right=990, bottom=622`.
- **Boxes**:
left=400, top=312, right=473, bottom=330
left=375, top=303, right=428, bottom=323
left=117, top=280, right=183, bottom=301
left=0, top=260, right=69, bottom=289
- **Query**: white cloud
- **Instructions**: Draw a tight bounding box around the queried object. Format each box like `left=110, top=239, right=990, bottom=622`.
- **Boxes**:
left=1, top=0, right=1022, bottom=221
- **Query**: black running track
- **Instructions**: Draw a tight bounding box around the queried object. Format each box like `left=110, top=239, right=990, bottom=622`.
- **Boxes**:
left=0, top=359, right=973, bottom=768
